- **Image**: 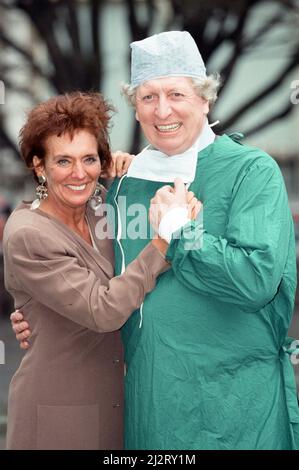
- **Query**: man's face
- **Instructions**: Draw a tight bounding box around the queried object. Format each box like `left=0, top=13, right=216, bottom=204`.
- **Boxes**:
left=135, top=76, right=209, bottom=156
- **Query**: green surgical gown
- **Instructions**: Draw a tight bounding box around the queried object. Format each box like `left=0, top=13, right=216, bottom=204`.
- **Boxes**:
left=107, top=134, right=299, bottom=450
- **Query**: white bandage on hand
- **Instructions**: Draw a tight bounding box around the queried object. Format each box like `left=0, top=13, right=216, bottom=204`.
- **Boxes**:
left=158, top=206, right=190, bottom=243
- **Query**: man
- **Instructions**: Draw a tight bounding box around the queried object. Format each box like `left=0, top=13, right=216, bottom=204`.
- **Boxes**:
left=13, top=31, right=299, bottom=450
left=108, top=31, right=299, bottom=450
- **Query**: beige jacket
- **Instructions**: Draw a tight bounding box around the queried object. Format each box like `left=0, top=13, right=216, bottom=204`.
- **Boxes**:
left=3, top=199, right=168, bottom=450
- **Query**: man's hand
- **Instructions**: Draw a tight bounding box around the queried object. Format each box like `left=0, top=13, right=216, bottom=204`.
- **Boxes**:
left=101, top=151, right=135, bottom=178
left=149, top=178, right=202, bottom=234
left=10, top=310, right=31, bottom=350
left=186, top=190, right=202, bottom=221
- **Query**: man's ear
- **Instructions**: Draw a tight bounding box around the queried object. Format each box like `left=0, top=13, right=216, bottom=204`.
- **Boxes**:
left=32, top=156, right=45, bottom=178
left=203, top=98, right=209, bottom=115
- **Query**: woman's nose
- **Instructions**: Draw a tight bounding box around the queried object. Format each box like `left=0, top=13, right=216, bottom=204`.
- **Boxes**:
left=72, top=162, right=86, bottom=179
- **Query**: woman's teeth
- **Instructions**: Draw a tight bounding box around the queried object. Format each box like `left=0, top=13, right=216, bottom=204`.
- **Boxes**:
left=67, top=184, right=87, bottom=191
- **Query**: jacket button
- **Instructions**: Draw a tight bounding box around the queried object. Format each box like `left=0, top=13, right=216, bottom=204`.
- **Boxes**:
left=113, top=358, right=120, bottom=364
left=113, top=403, right=121, bottom=408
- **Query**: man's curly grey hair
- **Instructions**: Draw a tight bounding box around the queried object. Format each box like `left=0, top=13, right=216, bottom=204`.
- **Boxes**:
left=121, top=73, right=221, bottom=108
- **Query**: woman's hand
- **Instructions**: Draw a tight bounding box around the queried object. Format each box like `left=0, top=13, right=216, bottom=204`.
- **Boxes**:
left=101, top=151, right=135, bottom=178
left=10, top=310, right=31, bottom=350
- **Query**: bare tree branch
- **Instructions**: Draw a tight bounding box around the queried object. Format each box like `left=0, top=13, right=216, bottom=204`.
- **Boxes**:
left=0, top=122, right=20, bottom=159
left=216, top=1, right=254, bottom=98
left=0, top=76, right=34, bottom=97
left=31, top=13, right=73, bottom=91
left=220, top=50, right=299, bottom=130
left=242, top=9, right=288, bottom=50
left=89, top=0, right=102, bottom=89
left=126, top=0, right=156, bottom=41
left=0, top=30, right=47, bottom=79
left=244, top=100, right=295, bottom=138
left=65, top=0, right=81, bottom=55
left=125, top=0, right=157, bottom=153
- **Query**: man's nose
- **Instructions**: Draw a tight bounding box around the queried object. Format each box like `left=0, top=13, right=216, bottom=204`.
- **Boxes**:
left=155, top=96, right=172, bottom=120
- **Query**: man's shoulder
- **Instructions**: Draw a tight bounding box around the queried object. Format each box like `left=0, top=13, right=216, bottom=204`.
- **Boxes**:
left=214, top=134, right=279, bottom=170
left=106, top=175, right=153, bottom=199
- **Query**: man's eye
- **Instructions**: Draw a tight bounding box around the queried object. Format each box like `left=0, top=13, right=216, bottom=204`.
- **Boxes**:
left=143, top=95, right=154, bottom=101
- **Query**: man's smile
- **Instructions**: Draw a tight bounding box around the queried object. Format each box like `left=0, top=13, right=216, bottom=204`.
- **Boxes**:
left=155, top=123, right=182, bottom=133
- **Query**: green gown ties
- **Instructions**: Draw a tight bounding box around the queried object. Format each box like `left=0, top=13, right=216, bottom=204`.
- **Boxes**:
left=107, top=134, right=299, bottom=450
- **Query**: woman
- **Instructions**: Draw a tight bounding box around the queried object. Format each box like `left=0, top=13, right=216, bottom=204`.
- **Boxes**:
left=4, top=91, right=199, bottom=450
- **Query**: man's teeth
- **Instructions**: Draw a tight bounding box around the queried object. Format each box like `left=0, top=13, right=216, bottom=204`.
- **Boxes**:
left=156, top=123, right=181, bottom=132
left=67, top=184, right=87, bottom=191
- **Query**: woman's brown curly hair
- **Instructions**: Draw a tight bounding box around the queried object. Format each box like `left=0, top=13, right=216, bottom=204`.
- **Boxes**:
left=19, top=91, right=114, bottom=181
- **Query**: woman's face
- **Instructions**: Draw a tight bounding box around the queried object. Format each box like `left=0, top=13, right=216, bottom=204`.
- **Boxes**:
left=34, top=129, right=101, bottom=211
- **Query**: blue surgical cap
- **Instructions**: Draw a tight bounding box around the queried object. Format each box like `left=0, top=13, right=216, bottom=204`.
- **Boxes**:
left=130, top=31, right=206, bottom=88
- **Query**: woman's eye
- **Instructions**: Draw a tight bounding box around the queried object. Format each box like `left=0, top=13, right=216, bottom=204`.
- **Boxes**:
left=57, top=159, right=70, bottom=166
left=171, top=92, right=183, bottom=98
left=85, top=156, right=98, bottom=164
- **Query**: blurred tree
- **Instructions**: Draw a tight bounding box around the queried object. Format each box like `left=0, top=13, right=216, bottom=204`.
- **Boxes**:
left=0, top=0, right=298, bottom=156
left=0, top=0, right=105, bottom=159
left=126, top=0, right=299, bottom=150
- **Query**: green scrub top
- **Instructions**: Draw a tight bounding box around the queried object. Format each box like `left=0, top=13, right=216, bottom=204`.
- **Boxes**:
left=107, top=134, right=299, bottom=450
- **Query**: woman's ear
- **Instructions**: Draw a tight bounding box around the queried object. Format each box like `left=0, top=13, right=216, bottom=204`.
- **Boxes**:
left=135, top=110, right=140, bottom=122
left=32, top=156, right=45, bottom=178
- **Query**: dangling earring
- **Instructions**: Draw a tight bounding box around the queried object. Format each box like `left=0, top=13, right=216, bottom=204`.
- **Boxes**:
left=89, top=183, right=102, bottom=211
left=30, top=175, right=48, bottom=210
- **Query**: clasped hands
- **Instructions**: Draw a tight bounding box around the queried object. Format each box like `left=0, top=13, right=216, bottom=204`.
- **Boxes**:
left=101, top=151, right=202, bottom=239
left=149, top=178, right=202, bottom=238
left=10, top=179, right=201, bottom=349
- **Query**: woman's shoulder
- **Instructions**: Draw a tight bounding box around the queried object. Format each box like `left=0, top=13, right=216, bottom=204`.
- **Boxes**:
left=3, top=203, right=65, bottom=250
left=5, top=203, right=42, bottom=233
